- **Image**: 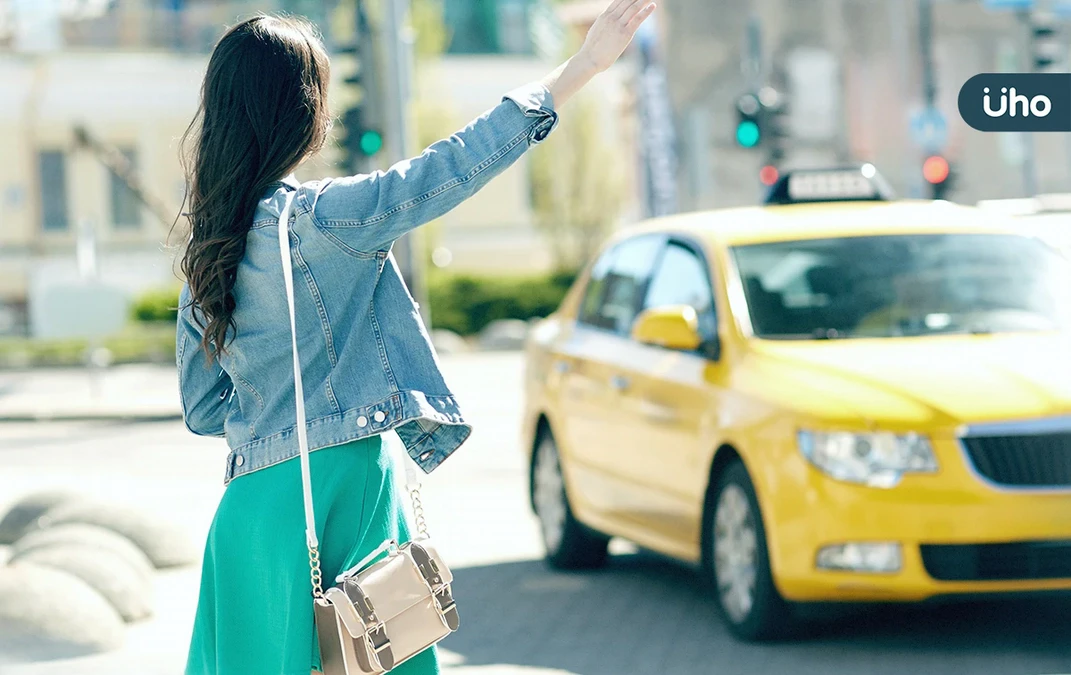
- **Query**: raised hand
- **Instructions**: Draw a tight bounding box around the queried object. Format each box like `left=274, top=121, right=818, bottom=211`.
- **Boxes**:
left=578, top=0, right=658, bottom=73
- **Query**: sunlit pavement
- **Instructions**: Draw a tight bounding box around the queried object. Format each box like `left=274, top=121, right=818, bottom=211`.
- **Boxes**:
left=1, top=352, right=1069, bottom=674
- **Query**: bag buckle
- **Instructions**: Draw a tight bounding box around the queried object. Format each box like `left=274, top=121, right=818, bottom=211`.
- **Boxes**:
left=434, top=586, right=460, bottom=631
left=368, top=624, right=390, bottom=652
left=366, top=623, right=395, bottom=671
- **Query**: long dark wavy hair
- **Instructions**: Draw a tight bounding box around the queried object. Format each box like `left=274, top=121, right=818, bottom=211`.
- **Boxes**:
left=178, top=14, right=332, bottom=361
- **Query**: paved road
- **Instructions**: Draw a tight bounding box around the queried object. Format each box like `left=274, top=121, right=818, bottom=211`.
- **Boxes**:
left=1, top=353, right=1069, bottom=675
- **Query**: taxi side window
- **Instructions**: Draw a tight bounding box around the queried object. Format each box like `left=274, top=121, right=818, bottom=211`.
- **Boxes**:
left=579, top=248, right=617, bottom=326
left=643, top=242, right=718, bottom=343
left=579, top=235, right=664, bottom=335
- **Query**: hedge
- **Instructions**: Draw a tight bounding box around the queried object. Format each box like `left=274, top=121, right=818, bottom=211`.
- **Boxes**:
left=427, top=271, right=577, bottom=336
left=131, top=286, right=182, bottom=323
left=0, top=324, right=176, bottom=369
left=127, top=271, right=579, bottom=338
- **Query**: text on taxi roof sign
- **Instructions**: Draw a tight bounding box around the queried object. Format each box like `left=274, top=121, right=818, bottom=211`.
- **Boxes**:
left=764, top=165, right=894, bottom=205
left=788, top=171, right=876, bottom=201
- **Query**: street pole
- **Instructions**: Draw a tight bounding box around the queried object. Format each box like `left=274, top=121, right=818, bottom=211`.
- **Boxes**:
left=743, top=12, right=763, bottom=93
left=918, top=0, right=936, bottom=110
left=1017, top=7, right=1039, bottom=196
left=918, top=0, right=936, bottom=197
left=381, top=0, right=430, bottom=327
left=685, top=106, right=711, bottom=211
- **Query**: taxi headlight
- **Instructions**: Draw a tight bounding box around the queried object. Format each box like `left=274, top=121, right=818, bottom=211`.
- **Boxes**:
left=797, top=430, right=938, bottom=488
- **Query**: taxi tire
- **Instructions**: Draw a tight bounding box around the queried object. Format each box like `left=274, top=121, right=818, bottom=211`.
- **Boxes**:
left=704, top=461, right=791, bottom=642
left=531, top=433, right=609, bottom=570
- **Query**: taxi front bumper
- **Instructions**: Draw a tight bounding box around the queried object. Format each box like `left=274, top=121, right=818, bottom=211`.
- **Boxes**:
left=761, top=439, right=1071, bottom=602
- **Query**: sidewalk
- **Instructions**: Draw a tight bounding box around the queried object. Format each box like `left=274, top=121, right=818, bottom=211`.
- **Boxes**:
left=0, top=365, right=183, bottom=422
left=0, top=353, right=568, bottom=675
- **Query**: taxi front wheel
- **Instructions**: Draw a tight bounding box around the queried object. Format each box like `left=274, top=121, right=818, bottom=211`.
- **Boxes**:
left=704, top=461, right=791, bottom=641
left=531, top=432, right=609, bottom=570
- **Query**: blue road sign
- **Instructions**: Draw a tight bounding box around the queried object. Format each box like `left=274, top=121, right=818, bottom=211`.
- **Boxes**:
left=983, top=0, right=1035, bottom=9
left=910, top=106, right=948, bottom=151
left=1055, top=0, right=1071, bottom=17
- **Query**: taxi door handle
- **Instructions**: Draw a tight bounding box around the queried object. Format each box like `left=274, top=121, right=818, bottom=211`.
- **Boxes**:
left=609, top=374, right=630, bottom=392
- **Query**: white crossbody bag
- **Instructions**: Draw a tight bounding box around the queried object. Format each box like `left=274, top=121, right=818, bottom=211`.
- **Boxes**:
left=276, top=193, right=460, bottom=674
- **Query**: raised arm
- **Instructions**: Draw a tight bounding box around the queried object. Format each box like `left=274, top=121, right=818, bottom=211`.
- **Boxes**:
left=302, top=0, right=656, bottom=257
left=542, top=0, right=657, bottom=107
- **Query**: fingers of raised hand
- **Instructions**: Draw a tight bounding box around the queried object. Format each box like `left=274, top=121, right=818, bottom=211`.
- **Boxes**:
left=611, top=0, right=646, bottom=21
left=605, top=0, right=636, bottom=20
left=626, top=2, right=656, bottom=30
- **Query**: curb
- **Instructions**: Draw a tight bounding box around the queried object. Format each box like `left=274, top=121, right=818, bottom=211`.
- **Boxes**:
left=0, top=412, right=184, bottom=424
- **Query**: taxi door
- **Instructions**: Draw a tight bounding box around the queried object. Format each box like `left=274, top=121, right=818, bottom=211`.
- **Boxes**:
left=604, top=239, right=722, bottom=552
left=552, top=235, right=667, bottom=521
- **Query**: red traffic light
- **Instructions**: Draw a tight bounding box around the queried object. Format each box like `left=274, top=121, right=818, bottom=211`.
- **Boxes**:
left=759, top=165, right=780, bottom=186
left=922, top=155, right=950, bottom=184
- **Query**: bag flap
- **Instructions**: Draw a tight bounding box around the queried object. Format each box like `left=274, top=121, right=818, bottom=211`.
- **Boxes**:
left=348, top=548, right=431, bottom=622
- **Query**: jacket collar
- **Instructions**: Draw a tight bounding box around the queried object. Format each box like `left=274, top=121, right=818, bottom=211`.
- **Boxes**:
left=267, top=173, right=300, bottom=191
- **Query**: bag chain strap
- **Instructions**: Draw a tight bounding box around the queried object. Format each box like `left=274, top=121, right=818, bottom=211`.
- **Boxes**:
left=309, top=546, right=325, bottom=599
left=407, top=483, right=430, bottom=540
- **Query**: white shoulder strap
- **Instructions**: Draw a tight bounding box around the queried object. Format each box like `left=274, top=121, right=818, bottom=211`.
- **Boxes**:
left=276, top=193, right=426, bottom=562
left=277, top=192, right=319, bottom=552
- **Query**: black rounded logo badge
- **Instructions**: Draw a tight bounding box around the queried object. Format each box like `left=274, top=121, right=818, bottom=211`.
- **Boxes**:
left=958, top=73, right=1070, bottom=132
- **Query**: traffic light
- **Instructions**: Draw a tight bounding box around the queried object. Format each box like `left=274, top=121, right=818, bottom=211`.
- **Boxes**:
left=735, top=93, right=762, bottom=148
left=758, top=164, right=779, bottom=187
left=1031, top=12, right=1063, bottom=72
left=336, top=36, right=384, bottom=173
left=922, top=155, right=953, bottom=200
left=735, top=88, right=789, bottom=159
left=760, top=88, right=789, bottom=163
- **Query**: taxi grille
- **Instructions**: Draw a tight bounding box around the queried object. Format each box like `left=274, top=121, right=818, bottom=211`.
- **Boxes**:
left=961, top=433, right=1071, bottom=487
left=921, top=541, right=1071, bottom=581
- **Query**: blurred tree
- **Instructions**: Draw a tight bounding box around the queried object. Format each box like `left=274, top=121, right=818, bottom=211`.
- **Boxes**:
left=529, top=88, right=626, bottom=272
left=412, top=0, right=452, bottom=59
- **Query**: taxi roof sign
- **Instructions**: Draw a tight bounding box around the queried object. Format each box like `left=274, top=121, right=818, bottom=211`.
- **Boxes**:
left=764, top=164, right=895, bottom=206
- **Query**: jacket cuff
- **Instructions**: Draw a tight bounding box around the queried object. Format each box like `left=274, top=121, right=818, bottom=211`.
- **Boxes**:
left=503, top=82, right=559, bottom=145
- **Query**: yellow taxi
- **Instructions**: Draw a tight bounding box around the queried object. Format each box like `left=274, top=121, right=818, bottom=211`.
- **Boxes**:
left=521, top=167, right=1071, bottom=640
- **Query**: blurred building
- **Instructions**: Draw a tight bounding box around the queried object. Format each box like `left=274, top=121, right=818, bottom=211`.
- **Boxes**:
left=0, top=0, right=639, bottom=337
left=660, top=0, right=1071, bottom=210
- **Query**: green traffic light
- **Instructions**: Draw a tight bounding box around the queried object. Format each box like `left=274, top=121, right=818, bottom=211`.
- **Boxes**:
left=736, top=120, right=760, bottom=148
left=359, top=131, right=383, bottom=156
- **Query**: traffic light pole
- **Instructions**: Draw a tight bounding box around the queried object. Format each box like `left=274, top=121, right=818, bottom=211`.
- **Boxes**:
left=380, top=0, right=430, bottom=327
left=918, top=0, right=936, bottom=110
left=1018, top=6, right=1040, bottom=197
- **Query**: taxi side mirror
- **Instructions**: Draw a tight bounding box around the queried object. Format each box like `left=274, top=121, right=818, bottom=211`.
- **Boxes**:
left=631, top=305, right=704, bottom=352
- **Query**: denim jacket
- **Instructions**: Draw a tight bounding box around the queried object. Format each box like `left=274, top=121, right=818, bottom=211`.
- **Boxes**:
left=177, top=83, right=558, bottom=485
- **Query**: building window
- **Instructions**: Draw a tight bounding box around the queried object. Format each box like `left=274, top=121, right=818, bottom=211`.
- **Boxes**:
left=111, top=148, right=141, bottom=229
left=38, top=151, right=69, bottom=232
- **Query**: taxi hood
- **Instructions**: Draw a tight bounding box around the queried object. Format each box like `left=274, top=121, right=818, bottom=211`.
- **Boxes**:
left=747, top=333, right=1071, bottom=427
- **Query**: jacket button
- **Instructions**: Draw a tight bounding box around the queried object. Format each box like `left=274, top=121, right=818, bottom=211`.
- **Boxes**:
left=357, top=416, right=368, bottom=428
left=235, top=454, right=245, bottom=467
left=373, top=411, right=386, bottom=423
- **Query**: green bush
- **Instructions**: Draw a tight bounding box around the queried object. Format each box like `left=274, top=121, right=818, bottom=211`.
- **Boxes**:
left=427, top=271, right=578, bottom=336
left=131, top=287, right=181, bottom=323
left=0, top=324, right=176, bottom=369
left=126, top=272, right=583, bottom=339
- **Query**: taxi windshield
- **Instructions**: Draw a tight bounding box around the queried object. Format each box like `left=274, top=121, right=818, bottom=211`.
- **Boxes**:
left=730, top=233, right=1071, bottom=339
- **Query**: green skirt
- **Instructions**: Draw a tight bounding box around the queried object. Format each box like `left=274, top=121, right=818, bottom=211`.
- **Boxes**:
left=185, top=436, right=441, bottom=675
